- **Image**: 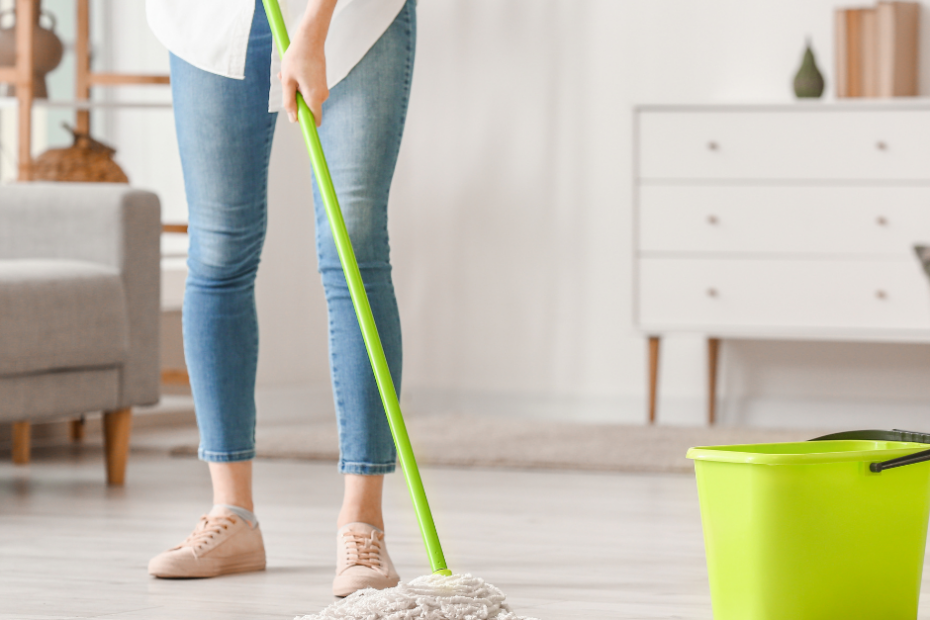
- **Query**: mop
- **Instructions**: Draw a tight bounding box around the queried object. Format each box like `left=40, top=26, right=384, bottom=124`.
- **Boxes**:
left=260, top=2, right=541, bottom=619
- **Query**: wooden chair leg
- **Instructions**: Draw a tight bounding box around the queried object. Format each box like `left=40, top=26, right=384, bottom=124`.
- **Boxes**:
left=103, top=408, right=132, bottom=486
left=161, top=368, right=190, bottom=386
left=648, top=336, right=661, bottom=425
left=12, top=421, right=31, bottom=465
left=708, top=338, right=721, bottom=426
left=69, top=416, right=86, bottom=443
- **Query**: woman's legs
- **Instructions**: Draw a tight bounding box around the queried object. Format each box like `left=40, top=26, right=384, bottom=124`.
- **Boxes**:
left=172, top=3, right=276, bottom=489
left=314, top=0, right=416, bottom=484
left=148, top=2, right=274, bottom=579
left=315, top=0, right=415, bottom=595
left=153, top=0, right=416, bottom=588
left=314, top=0, right=417, bottom=504
left=339, top=475, right=385, bottom=530
left=210, top=461, right=255, bottom=512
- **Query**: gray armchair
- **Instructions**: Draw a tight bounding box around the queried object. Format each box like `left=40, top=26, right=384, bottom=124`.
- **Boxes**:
left=0, top=183, right=161, bottom=484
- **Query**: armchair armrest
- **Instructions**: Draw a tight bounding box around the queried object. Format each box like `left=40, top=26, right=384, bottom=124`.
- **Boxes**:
left=0, top=183, right=162, bottom=407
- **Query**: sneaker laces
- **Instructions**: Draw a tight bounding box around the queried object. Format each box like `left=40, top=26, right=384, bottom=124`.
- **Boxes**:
left=179, top=514, right=238, bottom=554
left=343, top=529, right=384, bottom=569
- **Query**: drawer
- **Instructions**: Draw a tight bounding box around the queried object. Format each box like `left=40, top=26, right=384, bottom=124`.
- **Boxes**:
left=638, top=258, right=930, bottom=331
left=638, top=185, right=930, bottom=255
left=638, top=109, right=930, bottom=180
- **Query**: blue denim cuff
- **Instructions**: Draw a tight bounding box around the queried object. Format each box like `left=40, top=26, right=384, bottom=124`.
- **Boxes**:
left=339, top=460, right=396, bottom=475
left=198, top=447, right=256, bottom=462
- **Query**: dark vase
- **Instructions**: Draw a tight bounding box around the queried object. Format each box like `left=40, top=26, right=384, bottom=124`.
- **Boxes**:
left=0, top=1, right=65, bottom=99
left=793, top=40, right=825, bottom=99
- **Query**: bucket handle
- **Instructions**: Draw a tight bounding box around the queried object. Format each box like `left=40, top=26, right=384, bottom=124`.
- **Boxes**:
left=810, top=429, right=930, bottom=473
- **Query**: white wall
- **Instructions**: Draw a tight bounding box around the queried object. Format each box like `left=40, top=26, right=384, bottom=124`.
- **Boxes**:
left=388, top=0, right=930, bottom=428
left=104, top=1, right=930, bottom=428
left=97, top=0, right=181, bottom=222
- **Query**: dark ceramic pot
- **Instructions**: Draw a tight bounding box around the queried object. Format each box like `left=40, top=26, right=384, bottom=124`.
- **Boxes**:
left=0, top=1, right=65, bottom=99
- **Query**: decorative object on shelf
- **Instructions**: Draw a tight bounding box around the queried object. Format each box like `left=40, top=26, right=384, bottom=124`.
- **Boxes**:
left=835, top=1, right=919, bottom=98
left=0, top=1, right=64, bottom=99
left=33, top=123, right=129, bottom=183
left=2, top=0, right=170, bottom=181
left=793, top=40, right=825, bottom=98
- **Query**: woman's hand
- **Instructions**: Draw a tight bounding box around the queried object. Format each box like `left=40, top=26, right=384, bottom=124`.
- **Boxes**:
left=279, top=0, right=338, bottom=126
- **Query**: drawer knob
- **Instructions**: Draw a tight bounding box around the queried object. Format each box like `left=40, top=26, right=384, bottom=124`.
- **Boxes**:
left=707, top=288, right=719, bottom=298
left=877, top=216, right=888, bottom=226
left=707, top=141, right=719, bottom=151
left=707, top=215, right=719, bottom=225
left=876, top=290, right=888, bottom=300
left=876, top=141, right=888, bottom=151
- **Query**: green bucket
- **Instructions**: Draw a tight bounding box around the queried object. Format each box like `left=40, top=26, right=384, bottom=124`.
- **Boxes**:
left=687, top=430, right=930, bottom=620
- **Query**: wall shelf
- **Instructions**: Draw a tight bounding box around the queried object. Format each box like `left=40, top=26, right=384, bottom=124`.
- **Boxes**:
left=0, top=0, right=170, bottom=180
left=0, top=96, right=172, bottom=110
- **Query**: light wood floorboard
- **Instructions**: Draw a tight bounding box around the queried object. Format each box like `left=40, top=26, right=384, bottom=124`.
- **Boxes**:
left=2, top=447, right=930, bottom=619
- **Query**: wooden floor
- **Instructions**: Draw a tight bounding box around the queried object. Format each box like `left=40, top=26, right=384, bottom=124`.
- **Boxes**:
left=3, top=446, right=930, bottom=619
left=0, top=444, right=711, bottom=620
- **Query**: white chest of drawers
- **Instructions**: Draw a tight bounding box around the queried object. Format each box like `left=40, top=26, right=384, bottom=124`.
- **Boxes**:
left=634, top=103, right=930, bottom=424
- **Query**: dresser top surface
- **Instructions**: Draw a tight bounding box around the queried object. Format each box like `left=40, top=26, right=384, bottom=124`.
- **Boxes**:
left=635, top=100, right=930, bottom=114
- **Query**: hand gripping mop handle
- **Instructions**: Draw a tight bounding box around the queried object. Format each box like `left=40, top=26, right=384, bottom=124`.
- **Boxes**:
left=261, top=0, right=451, bottom=576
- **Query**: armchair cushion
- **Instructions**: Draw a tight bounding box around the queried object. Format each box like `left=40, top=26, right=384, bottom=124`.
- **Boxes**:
left=0, top=183, right=161, bottom=408
left=0, top=259, right=129, bottom=375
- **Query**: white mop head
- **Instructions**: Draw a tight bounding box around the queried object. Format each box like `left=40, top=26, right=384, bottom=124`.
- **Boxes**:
left=296, top=573, right=540, bottom=620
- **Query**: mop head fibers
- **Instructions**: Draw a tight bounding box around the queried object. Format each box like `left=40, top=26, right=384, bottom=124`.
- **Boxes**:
left=296, top=573, right=540, bottom=620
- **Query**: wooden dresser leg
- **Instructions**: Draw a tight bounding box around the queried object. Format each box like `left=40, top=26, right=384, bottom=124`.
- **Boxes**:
left=103, top=408, right=132, bottom=486
left=708, top=338, right=721, bottom=426
left=69, top=416, right=86, bottom=443
left=648, top=336, right=661, bottom=425
left=12, top=421, right=31, bottom=465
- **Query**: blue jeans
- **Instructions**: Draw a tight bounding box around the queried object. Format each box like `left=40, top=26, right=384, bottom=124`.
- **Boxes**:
left=170, top=0, right=415, bottom=474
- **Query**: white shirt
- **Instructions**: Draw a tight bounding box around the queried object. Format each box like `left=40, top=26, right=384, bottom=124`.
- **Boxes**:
left=146, top=0, right=406, bottom=110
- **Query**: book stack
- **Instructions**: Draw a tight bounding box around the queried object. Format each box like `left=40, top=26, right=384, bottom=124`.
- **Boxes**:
left=835, top=1, right=920, bottom=97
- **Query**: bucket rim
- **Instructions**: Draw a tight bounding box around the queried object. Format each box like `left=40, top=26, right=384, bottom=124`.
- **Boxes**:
left=686, top=440, right=930, bottom=465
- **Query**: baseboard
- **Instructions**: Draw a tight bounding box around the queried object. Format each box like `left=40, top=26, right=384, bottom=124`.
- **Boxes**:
left=8, top=387, right=924, bottom=451
left=402, top=388, right=654, bottom=425
left=720, top=396, right=930, bottom=432
left=401, top=387, right=930, bottom=432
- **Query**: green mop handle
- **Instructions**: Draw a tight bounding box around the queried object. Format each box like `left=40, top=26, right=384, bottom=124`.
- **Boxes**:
left=261, top=0, right=451, bottom=577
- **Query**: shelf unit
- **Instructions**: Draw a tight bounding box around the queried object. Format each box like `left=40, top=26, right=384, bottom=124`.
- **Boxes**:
left=0, top=96, right=172, bottom=110
left=0, top=0, right=170, bottom=180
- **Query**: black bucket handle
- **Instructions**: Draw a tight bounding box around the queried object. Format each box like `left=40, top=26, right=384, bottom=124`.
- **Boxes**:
left=810, top=429, right=930, bottom=473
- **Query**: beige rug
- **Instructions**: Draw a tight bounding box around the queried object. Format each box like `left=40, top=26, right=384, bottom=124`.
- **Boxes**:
left=170, top=413, right=834, bottom=474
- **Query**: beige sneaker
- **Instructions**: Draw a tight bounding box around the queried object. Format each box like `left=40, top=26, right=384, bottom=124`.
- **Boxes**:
left=148, top=507, right=266, bottom=578
left=333, top=522, right=400, bottom=597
